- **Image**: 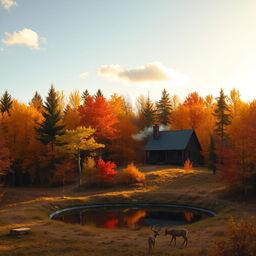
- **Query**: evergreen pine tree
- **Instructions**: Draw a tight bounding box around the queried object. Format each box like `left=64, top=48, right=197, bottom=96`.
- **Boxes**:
left=81, top=89, right=90, bottom=103
left=0, top=90, right=13, bottom=116
left=95, top=89, right=103, bottom=98
left=214, top=88, right=232, bottom=151
left=143, top=96, right=156, bottom=127
left=29, top=91, right=43, bottom=111
left=208, top=135, right=217, bottom=174
left=156, top=89, right=172, bottom=125
left=36, top=85, right=64, bottom=151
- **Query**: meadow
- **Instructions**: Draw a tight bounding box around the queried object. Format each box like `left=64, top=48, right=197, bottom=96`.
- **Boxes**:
left=1, top=165, right=254, bottom=256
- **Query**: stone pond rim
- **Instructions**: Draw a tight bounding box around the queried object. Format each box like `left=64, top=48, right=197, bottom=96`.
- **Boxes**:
left=49, top=203, right=217, bottom=219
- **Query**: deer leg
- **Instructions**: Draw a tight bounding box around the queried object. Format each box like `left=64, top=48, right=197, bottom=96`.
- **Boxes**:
left=184, top=237, right=188, bottom=247
left=173, top=237, right=176, bottom=247
left=169, top=236, right=174, bottom=246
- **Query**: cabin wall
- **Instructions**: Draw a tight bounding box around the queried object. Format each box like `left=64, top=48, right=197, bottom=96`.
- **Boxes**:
left=146, top=150, right=184, bottom=165
left=184, top=134, right=201, bottom=164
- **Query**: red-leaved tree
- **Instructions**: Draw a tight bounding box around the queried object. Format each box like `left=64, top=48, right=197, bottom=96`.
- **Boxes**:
left=78, top=96, right=119, bottom=142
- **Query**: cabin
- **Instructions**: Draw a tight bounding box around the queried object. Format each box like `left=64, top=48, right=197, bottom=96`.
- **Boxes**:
left=144, top=125, right=202, bottom=165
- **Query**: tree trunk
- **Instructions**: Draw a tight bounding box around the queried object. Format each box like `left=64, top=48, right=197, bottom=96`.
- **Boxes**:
left=78, top=153, right=82, bottom=187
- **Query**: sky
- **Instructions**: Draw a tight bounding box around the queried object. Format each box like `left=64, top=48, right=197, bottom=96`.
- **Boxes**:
left=1, top=0, right=256, bottom=106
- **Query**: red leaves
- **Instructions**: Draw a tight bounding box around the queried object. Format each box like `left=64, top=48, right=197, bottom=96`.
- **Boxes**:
left=95, top=159, right=117, bottom=185
left=78, top=96, right=119, bottom=141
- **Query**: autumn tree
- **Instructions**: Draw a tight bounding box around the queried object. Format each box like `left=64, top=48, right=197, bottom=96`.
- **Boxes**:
left=29, top=91, right=43, bottom=112
left=63, top=104, right=81, bottom=129
left=135, top=95, right=147, bottom=129
left=228, top=88, right=242, bottom=117
left=156, top=89, right=172, bottom=126
left=220, top=101, right=256, bottom=195
left=214, top=89, right=232, bottom=151
left=109, top=94, right=126, bottom=118
left=56, top=126, right=104, bottom=186
left=78, top=96, right=119, bottom=142
left=0, top=90, right=13, bottom=116
left=183, top=92, right=205, bottom=130
left=108, top=95, right=142, bottom=164
left=205, top=95, right=214, bottom=108
left=36, top=85, right=64, bottom=152
left=3, top=101, right=43, bottom=185
left=172, top=95, right=180, bottom=110
left=68, top=90, right=81, bottom=109
left=56, top=90, right=66, bottom=116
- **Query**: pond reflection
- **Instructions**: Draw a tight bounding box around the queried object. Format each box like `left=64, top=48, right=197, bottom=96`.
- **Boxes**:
left=53, top=206, right=211, bottom=229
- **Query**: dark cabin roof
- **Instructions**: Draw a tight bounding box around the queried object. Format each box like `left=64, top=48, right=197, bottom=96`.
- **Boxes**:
left=144, top=129, right=201, bottom=151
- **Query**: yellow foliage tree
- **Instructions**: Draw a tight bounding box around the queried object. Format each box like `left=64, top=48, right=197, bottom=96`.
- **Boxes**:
left=56, top=126, right=104, bottom=186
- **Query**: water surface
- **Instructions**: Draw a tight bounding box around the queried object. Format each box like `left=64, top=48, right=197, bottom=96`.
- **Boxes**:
left=52, top=204, right=215, bottom=229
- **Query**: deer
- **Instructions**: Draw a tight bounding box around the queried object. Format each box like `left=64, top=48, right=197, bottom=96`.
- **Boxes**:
left=148, top=226, right=161, bottom=255
left=165, top=227, right=188, bottom=247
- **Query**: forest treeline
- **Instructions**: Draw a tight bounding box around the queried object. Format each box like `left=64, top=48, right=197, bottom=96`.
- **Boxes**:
left=0, top=86, right=255, bottom=193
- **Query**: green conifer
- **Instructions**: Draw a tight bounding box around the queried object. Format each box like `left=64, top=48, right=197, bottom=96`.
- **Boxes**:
left=36, top=85, right=64, bottom=151
left=81, top=89, right=90, bottom=103
left=143, top=96, right=156, bottom=127
left=214, top=88, right=232, bottom=151
left=0, top=90, right=13, bottom=116
left=156, top=89, right=172, bottom=125
left=95, top=89, right=103, bottom=98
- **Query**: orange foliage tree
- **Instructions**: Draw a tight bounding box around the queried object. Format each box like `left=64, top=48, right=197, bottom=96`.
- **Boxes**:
left=2, top=101, right=44, bottom=185
left=108, top=95, right=143, bottom=164
left=78, top=96, right=119, bottom=142
left=172, top=92, right=215, bottom=162
left=218, top=101, right=256, bottom=195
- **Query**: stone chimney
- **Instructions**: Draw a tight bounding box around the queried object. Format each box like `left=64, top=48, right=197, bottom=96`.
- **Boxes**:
left=153, top=124, right=160, bottom=139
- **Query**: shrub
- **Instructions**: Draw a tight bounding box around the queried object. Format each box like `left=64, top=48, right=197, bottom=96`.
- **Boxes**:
left=184, top=158, right=193, bottom=171
left=120, top=163, right=145, bottom=185
left=213, top=216, right=256, bottom=256
left=94, top=159, right=117, bottom=186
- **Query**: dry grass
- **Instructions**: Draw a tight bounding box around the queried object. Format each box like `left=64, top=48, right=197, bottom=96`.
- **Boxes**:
left=0, top=165, right=255, bottom=256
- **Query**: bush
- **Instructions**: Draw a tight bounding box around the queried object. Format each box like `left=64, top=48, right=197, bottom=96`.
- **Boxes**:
left=184, top=159, right=193, bottom=171
left=94, top=159, right=117, bottom=186
left=120, top=163, right=145, bottom=185
left=213, top=216, right=256, bottom=256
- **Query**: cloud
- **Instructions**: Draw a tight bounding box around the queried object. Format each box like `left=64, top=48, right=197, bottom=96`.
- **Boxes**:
left=98, top=61, right=189, bottom=83
left=0, top=0, right=17, bottom=10
left=79, top=72, right=89, bottom=79
left=2, top=28, right=43, bottom=50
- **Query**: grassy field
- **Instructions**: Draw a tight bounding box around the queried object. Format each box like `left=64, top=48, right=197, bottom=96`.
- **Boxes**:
left=0, top=165, right=255, bottom=256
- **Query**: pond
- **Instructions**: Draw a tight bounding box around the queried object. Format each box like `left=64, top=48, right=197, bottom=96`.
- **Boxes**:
left=50, top=203, right=216, bottom=230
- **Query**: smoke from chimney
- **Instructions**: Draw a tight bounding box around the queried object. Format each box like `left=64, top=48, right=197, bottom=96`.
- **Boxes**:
left=132, top=125, right=169, bottom=141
